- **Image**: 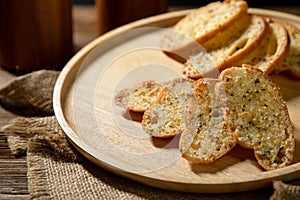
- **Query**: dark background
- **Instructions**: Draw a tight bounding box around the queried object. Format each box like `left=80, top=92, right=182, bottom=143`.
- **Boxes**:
left=73, top=0, right=300, bottom=7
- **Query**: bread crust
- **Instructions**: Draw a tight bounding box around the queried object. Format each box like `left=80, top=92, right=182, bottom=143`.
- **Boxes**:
left=114, top=80, right=163, bottom=112
left=142, top=78, right=195, bottom=138
left=274, top=22, right=300, bottom=79
left=219, top=65, right=294, bottom=170
left=179, top=79, right=236, bottom=164
left=233, top=19, right=290, bottom=74
left=183, top=15, right=267, bottom=79
left=114, top=66, right=295, bottom=170
left=161, top=0, right=249, bottom=63
left=174, top=0, right=248, bottom=45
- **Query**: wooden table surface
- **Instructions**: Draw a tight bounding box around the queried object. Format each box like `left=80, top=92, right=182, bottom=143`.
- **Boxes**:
left=0, top=5, right=299, bottom=200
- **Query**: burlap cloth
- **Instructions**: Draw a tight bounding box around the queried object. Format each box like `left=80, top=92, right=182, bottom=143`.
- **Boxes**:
left=1, top=70, right=300, bottom=199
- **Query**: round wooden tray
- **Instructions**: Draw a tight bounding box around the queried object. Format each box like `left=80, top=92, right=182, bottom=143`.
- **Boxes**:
left=53, top=9, right=300, bottom=193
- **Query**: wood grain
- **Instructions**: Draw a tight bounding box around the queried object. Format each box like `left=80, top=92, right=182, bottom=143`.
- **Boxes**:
left=0, top=132, right=29, bottom=197
left=53, top=9, right=300, bottom=193
left=0, top=69, right=29, bottom=198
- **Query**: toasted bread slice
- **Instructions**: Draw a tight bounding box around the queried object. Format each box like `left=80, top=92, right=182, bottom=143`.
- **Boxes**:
left=142, top=78, right=195, bottom=138
left=183, top=15, right=267, bottom=79
left=179, top=79, right=236, bottom=164
left=114, top=80, right=163, bottom=112
left=161, top=0, right=248, bottom=60
left=219, top=65, right=294, bottom=170
left=233, top=19, right=290, bottom=74
left=274, top=22, right=300, bottom=79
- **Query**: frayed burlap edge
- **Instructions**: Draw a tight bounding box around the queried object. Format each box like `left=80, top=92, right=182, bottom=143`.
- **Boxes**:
left=270, top=180, right=300, bottom=200
left=2, top=117, right=46, bottom=155
left=2, top=116, right=80, bottom=162
left=27, top=142, right=51, bottom=199
left=2, top=116, right=82, bottom=199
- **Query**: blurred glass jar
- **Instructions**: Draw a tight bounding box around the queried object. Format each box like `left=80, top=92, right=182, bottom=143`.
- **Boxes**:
left=0, top=0, right=73, bottom=74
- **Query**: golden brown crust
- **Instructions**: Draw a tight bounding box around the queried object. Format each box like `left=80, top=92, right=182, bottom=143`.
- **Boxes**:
left=114, top=65, right=294, bottom=170
left=274, top=22, right=300, bottom=79
left=142, top=78, right=195, bottom=138
left=217, top=15, right=267, bottom=71
left=114, top=80, right=163, bottom=112
left=183, top=15, right=267, bottom=79
left=160, top=0, right=249, bottom=62
left=174, top=0, right=248, bottom=44
left=232, top=18, right=290, bottom=74
left=219, top=65, right=294, bottom=170
left=179, top=78, right=236, bottom=164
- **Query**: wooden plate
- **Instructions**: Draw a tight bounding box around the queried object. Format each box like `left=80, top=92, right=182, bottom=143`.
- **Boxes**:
left=53, top=9, right=300, bottom=193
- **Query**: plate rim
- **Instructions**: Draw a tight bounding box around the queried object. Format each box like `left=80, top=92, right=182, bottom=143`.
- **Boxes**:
left=53, top=8, right=300, bottom=193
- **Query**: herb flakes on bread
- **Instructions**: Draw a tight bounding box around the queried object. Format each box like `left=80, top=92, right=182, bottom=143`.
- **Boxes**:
left=142, top=78, right=195, bottom=138
left=183, top=14, right=267, bottom=79
left=114, top=65, right=295, bottom=170
left=179, top=79, right=236, bottom=164
left=233, top=19, right=290, bottom=74
left=114, top=80, right=163, bottom=112
left=161, top=0, right=248, bottom=57
left=220, top=65, right=294, bottom=170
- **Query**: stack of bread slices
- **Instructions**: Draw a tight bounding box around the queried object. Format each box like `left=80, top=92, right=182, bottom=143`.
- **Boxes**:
left=161, top=0, right=300, bottom=79
left=114, top=0, right=297, bottom=171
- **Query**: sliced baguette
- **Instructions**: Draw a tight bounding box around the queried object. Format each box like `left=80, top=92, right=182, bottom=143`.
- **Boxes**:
left=274, top=22, right=300, bottom=79
left=142, top=78, right=195, bottom=138
left=179, top=79, right=236, bottom=164
left=161, top=0, right=248, bottom=60
left=183, top=15, right=267, bottom=79
left=219, top=65, right=294, bottom=170
left=233, top=18, right=290, bottom=74
left=114, top=80, right=163, bottom=112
